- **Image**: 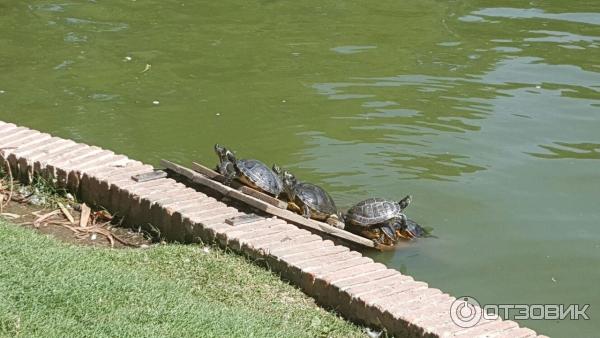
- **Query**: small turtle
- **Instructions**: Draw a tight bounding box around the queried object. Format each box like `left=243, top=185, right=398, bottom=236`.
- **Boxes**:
left=274, top=167, right=341, bottom=226
left=345, top=196, right=424, bottom=244
left=214, top=144, right=283, bottom=197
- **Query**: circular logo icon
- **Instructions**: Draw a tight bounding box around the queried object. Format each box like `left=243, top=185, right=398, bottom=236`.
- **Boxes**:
left=450, top=296, right=482, bottom=328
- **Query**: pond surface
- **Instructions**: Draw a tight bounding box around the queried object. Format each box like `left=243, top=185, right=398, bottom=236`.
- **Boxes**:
left=1, top=1, right=599, bottom=336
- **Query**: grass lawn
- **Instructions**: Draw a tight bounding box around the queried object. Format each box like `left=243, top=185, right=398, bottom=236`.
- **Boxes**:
left=0, top=220, right=364, bottom=337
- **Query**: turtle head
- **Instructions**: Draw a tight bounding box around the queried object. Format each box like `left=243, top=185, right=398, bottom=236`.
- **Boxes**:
left=394, top=214, right=426, bottom=240
left=398, top=195, right=412, bottom=210
left=214, top=144, right=236, bottom=163
left=214, top=144, right=237, bottom=179
left=272, top=164, right=282, bottom=176
left=281, top=170, right=298, bottom=200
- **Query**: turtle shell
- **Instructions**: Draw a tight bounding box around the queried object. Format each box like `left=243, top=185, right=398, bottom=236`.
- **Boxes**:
left=345, top=198, right=402, bottom=227
left=236, top=159, right=283, bottom=196
left=293, top=182, right=337, bottom=219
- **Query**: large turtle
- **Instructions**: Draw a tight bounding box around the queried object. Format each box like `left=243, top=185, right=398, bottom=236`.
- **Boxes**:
left=214, top=144, right=283, bottom=197
left=273, top=167, right=342, bottom=226
left=344, top=196, right=424, bottom=244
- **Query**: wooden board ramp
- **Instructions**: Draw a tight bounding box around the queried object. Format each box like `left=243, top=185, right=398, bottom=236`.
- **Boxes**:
left=191, top=161, right=347, bottom=229
left=161, top=159, right=377, bottom=250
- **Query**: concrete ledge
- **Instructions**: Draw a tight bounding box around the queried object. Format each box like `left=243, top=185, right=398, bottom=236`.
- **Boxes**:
left=0, top=120, right=543, bottom=338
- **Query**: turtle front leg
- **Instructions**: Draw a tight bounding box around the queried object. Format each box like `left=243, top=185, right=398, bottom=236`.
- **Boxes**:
left=302, top=204, right=312, bottom=219
left=381, top=221, right=398, bottom=244
left=219, top=162, right=236, bottom=186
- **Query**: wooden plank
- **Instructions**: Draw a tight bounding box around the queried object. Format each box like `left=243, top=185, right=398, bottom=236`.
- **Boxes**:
left=79, top=203, right=91, bottom=228
left=191, top=161, right=288, bottom=209
left=238, top=186, right=288, bottom=209
left=162, top=160, right=375, bottom=249
left=191, top=162, right=220, bottom=179
left=132, top=170, right=167, bottom=182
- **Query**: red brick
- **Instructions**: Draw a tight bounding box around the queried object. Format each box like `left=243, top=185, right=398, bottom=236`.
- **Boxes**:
left=194, top=221, right=233, bottom=243
left=258, top=228, right=313, bottom=246
left=15, top=137, right=68, bottom=182
left=91, top=165, right=153, bottom=209
left=31, top=142, right=81, bottom=178
left=128, top=183, right=182, bottom=226
left=261, top=233, right=320, bottom=252
left=217, top=218, right=274, bottom=238
left=4, top=133, right=51, bottom=169
left=43, top=145, right=96, bottom=180
left=298, top=255, right=375, bottom=293
left=2, top=131, right=46, bottom=149
left=148, top=192, right=200, bottom=236
left=401, top=295, right=455, bottom=324
left=429, top=317, right=498, bottom=338
left=176, top=199, right=225, bottom=214
left=231, top=222, right=296, bottom=242
left=11, top=137, right=63, bottom=178
left=188, top=208, right=241, bottom=225
left=294, top=250, right=363, bottom=271
left=284, top=244, right=350, bottom=266
left=152, top=189, right=199, bottom=205
left=309, top=262, right=386, bottom=299
left=159, top=193, right=212, bottom=209
left=233, top=226, right=306, bottom=252
left=0, top=123, right=17, bottom=134
left=345, top=274, right=413, bottom=299
left=386, top=287, right=444, bottom=315
left=66, top=155, right=131, bottom=193
left=454, top=319, right=518, bottom=336
left=78, top=154, right=130, bottom=172
left=269, top=239, right=334, bottom=257
left=0, top=127, right=31, bottom=142
left=280, top=251, right=360, bottom=287
left=337, top=269, right=400, bottom=291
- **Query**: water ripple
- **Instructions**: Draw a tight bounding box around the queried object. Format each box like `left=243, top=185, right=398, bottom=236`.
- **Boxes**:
left=472, top=7, right=600, bottom=26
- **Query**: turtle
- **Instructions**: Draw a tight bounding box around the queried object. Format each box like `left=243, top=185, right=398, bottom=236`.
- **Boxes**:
left=344, top=196, right=424, bottom=244
left=214, top=144, right=283, bottom=197
left=273, top=167, right=342, bottom=226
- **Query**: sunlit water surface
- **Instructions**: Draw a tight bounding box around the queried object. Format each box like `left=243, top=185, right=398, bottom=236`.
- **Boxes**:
left=1, top=1, right=599, bottom=336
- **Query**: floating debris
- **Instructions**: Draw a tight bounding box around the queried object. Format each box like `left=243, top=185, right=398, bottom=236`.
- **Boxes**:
left=124, top=56, right=132, bottom=61
left=152, top=100, right=160, bottom=105
left=141, top=64, right=151, bottom=73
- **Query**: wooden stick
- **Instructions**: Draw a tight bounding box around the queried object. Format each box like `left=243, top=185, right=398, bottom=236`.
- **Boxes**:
left=57, top=202, right=75, bottom=224
left=33, top=210, right=61, bottom=226
left=162, top=160, right=375, bottom=249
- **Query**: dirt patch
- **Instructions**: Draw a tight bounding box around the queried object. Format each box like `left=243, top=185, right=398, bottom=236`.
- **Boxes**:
left=1, top=182, right=152, bottom=249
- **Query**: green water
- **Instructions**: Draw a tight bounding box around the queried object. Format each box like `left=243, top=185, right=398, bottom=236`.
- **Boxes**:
left=1, top=1, right=599, bottom=336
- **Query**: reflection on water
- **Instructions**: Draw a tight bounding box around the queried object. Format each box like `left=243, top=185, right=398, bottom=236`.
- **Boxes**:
left=1, top=1, right=600, bottom=336
left=529, top=142, right=600, bottom=159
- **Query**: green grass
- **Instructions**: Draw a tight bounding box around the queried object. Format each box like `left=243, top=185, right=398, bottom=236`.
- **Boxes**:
left=0, top=220, right=365, bottom=338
